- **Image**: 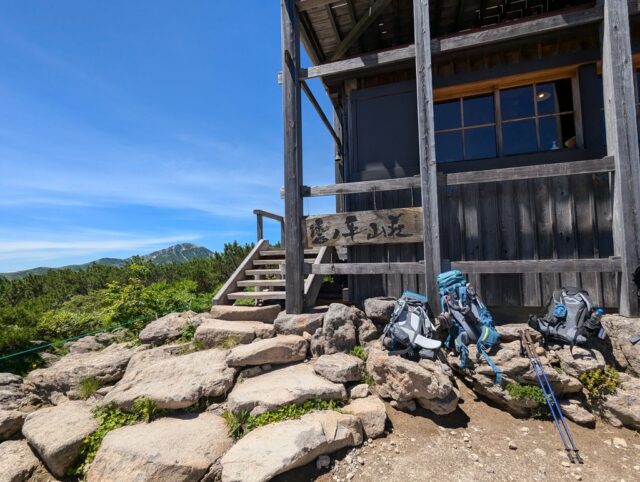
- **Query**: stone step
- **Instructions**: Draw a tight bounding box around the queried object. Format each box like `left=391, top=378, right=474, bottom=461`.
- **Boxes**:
left=228, top=291, right=287, bottom=300
left=237, top=279, right=286, bottom=287
left=260, top=248, right=320, bottom=257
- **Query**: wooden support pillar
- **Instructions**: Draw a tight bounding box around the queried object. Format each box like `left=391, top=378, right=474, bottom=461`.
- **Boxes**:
left=413, top=0, right=441, bottom=305
left=281, top=0, right=305, bottom=314
left=601, top=0, right=640, bottom=316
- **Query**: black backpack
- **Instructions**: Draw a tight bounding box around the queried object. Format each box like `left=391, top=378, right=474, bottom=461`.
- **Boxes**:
left=528, top=288, right=605, bottom=346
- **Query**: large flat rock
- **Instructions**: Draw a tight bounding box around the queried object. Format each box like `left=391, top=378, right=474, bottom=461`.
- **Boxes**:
left=220, top=411, right=363, bottom=482
left=0, top=374, right=27, bottom=411
left=0, top=440, right=44, bottom=482
left=601, top=373, right=640, bottom=430
left=210, top=305, right=280, bottom=324
left=25, top=343, right=144, bottom=398
left=313, top=353, right=363, bottom=383
left=103, top=347, right=237, bottom=410
left=342, top=396, right=387, bottom=439
left=226, top=335, right=307, bottom=367
left=601, top=314, right=640, bottom=376
left=227, top=363, right=347, bottom=415
left=86, top=413, right=232, bottom=482
left=0, top=410, right=26, bottom=440
left=274, top=312, right=324, bottom=336
left=557, top=346, right=606, bottom=378
left=139, top=311, right=199, bottom=345
left=195, top=319, right=274, bottom=349
left=22, top=401, right=98, bottom=478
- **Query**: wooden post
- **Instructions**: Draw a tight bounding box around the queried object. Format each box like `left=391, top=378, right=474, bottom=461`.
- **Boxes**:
left=413, top=0, right=441, bottom=305
left=281, top=0, right=305, bottom=313
left=256, top=213, right=264, bottom=241
left=601, top=0, right=640, bottom=316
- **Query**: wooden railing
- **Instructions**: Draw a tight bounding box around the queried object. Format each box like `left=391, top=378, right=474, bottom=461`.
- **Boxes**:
left=253, top=209, right=285, bottom=246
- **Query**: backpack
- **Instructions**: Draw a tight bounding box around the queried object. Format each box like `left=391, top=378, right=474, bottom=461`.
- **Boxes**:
left=437, top=270, right=502, bottom=384
left=528, top=288, right=605, bottom=346
left=381, top=291, right=442, bottom=360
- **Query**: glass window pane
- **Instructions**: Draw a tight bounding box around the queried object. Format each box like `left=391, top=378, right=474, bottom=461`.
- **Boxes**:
left=536, top=79, right=573, bottom=115
left=463, top=95, right=495, bottom=127
left=434, top=100, right=461, bottom=131
left=464, top=126, right=497, bottom=160
left=435, top=131, right=463, bottom=162
left=501, top=85, right=534, bottom=120
left=538, top=113, right=576, bottom=150
left=502, top=120, right=537, bottom=155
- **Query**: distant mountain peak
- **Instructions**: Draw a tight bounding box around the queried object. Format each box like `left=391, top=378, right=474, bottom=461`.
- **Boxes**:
left=0, top=243, right=215, bottom=280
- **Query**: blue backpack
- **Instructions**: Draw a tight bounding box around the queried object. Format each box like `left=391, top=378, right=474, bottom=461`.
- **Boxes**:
left=437, top=270, right=502, bottom=384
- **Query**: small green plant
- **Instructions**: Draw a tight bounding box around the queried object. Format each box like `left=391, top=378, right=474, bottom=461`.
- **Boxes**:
left=217, top=336, right=239, bottom=349
left=50, top=339, right=69, bottom=357
left=506, top=382, right=549, bottom=417
left=78, top=377, right=101, bottom=399
left=579, top=366, right=621, bottom=398
left=350, top=345, right=367, bottom=362
left=222, top=399, right=344, bottom=440
left=362, top=369, right=375, bottom=387
left=233, top=298, right=256, bottom=307
left=179, top=323, right=197, bottom=343
left=68, top=398, right=158, bottom=476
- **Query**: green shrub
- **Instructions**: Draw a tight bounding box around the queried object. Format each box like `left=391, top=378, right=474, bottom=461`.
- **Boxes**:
left=78, top=377, right=101, bottom=399
left=505, top=382, right=547, bottom=405
left=579, top=366, right=620, bottom=398
left=350, top=345, right=367, bottom=362
left=223, top=399, right=344, bottom=440
left=179, top=324, right=197, bottom=343
left=68, top=398, right=158, bottom=476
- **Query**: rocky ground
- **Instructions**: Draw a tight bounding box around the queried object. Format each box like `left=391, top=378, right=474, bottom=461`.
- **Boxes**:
left=0, top=298, right=638, bottom=482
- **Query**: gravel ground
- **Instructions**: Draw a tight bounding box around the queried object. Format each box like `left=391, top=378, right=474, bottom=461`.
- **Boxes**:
left=275, top=383, right=640, bottom=482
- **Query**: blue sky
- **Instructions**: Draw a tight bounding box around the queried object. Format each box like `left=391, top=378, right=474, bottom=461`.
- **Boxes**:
left=0, top=1, right=336, bottom=272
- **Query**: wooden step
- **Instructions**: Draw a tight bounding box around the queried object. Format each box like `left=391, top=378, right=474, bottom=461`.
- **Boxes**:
left=252, top=259, right=285, bottom=266
left=228, top=291, right=286, bottom=300
left=260, top=249, right=321, bottom=257
left=237, top=279, right=286, bottom=287
left=245, top=269, right=283, bottom=276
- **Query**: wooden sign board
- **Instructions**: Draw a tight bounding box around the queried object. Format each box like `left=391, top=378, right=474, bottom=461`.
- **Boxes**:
left=303, top=208, right=424, bottom=248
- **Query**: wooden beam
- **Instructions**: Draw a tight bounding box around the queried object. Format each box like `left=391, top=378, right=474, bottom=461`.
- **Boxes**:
left=253, top=209, right=284, bottom=223
left=602, top=0, right=640, bottom=316
left=414, top=0, right=441, bottom=306
left=301, top=80, right=342, bottom=149
left=213, top=239, right=270, bottom=305
left=302, top=5, right=606, bottom=79
left=280, top=175, right=420, bottom=198
left=443, top=157, right=615, bottom=186
left=282, top=0, right=305, bottom=314
left=304, top=258, right=622, bottom=275
left=345, top=0, right=366, bottom=52
left=297, top=0, right=337, bottom=12
left=330, top=0, right=394, bottom=61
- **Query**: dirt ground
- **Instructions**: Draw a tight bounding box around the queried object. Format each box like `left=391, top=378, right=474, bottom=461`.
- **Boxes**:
left=276, top=383, right=639, bottom=482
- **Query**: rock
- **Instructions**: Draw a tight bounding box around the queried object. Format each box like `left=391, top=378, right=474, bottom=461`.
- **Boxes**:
left=310, top=304, right=360, bottom=356
left=348, top=384, right=370, bottom=399
left=0, top=440, right=43, bottom=482
left=0, top=374, right=27, bottom=411
left=22, top=401, right=98, bottom=478
left=600, top=373, right=640, bottom=430
left=363, top=297, right=396, bottom=324
left=25, top=343, right=144, bottom=399
left=366, top=343, right=458, bottom=415
left=220, top=411, right=363, bottom=482
left=355, top=318, right=379, bottom=345
left=139, top=311, right=198, bottom=345
left=559, top=399, right=596, bottom=428
left=612, top=437, right=627, bottom=448
left=274, top=312, right=324, bottom=336
left=86, top=413, right=232, bottom=482
left=495, top=324, right=542, bottom=343
left=390, top=399, right=417, bottom=412
left=227, top=364, right=346, bottom=415
left=67, top=335, right=104, bottom=354
left=210, top=305, right=280, bottom=324
left=601, top=315, right=640, bottom=376
left=557, top=346, right=606, bottom=378
left=226, top=335, right=307, bottom=367
left=316, top=455, right=331, bottom=470
left=508, top=441, right=517, bottom=450
left=104, top=347, right=237, bottom=410
left=0, top=410, right=26, bottom=440
left=342, top=396, right=387, bottom=439
left=194, top=319, right=275, bottom=348
left=314, top=353, right=363, bottom=383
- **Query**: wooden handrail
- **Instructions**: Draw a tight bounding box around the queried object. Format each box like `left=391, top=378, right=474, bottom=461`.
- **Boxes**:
left=253, top=209, right=285, bottom=245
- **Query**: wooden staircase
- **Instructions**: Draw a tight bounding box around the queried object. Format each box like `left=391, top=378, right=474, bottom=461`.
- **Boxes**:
left=212, top=239, right=332, bottom=308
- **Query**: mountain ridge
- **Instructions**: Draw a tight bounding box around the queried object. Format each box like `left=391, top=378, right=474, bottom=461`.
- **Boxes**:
left=0, top=243, right=214, bottom=280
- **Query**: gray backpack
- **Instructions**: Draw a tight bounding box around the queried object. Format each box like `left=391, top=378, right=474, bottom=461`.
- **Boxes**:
left=528, top=288, right=605, bottom=346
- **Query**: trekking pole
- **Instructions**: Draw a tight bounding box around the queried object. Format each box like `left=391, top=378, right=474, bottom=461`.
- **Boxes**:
left=524, top=330, right=582, bottom=463
left=519, top=331, right=582, bottom=464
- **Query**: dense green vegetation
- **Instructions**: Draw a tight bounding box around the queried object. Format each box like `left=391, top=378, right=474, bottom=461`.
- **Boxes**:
left=579, top=366, right=621, bottom=398
left=0, top=242, right=252, bottom=372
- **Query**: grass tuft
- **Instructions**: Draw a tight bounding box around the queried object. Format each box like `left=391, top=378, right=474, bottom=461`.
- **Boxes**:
left=78, top=377, right=101, bottom=399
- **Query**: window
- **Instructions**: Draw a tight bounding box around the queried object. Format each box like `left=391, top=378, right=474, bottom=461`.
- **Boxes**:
left=434, top=78, right=577, bottom=163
